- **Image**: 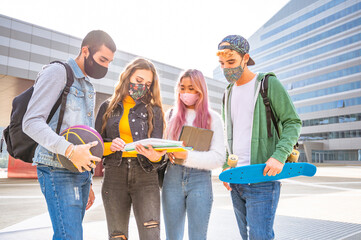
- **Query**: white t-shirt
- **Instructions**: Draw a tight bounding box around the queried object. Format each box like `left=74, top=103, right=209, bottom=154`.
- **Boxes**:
left=231, top=74, right=258, bottom=167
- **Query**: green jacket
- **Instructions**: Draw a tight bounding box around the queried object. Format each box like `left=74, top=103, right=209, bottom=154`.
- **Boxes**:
left=222, top=72, right=302, bottom=168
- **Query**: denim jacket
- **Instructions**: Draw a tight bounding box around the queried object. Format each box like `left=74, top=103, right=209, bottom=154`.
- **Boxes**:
left=23, top=59, right=95, bottom=168
left=95, top=99, right=166, bottom=173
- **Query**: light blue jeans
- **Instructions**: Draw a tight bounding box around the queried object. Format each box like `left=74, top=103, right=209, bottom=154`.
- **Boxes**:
left=230, top=181, right=281, bottom=240
left=162, top=163, right=213, bottom=240
left=37, top=165, right=92, bottom=240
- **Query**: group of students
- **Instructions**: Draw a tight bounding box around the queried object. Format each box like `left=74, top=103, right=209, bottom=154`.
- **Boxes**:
left=22, top=30, right=301, bottom=240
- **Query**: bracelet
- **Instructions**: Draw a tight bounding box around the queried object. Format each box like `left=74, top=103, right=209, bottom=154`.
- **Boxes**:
left=67, top=145, right=76, bottom=160
left=65, top=144, right=74, bottom=158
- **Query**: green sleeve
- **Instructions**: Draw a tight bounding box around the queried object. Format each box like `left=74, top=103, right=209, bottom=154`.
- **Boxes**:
left=268, top=76, right=302, bottom=163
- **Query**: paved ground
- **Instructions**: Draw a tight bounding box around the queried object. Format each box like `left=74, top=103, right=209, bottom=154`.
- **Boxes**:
left=0, top=165, right=361, bottom=239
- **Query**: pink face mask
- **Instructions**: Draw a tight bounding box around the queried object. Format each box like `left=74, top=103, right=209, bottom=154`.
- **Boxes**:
left=180, top=93, right=199, bottom=106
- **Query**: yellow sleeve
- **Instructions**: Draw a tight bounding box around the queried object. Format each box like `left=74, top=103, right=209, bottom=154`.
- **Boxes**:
left=103, top=142, right=114, bottom=156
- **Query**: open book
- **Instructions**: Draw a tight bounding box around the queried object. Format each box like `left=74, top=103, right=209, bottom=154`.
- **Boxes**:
left=123, top=138, right=192, bottom=153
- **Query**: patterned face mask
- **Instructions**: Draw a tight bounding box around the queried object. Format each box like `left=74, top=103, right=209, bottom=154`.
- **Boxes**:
left=129, top=83, right=148, bottom=100
left=223, top=64, right=244, bottom=84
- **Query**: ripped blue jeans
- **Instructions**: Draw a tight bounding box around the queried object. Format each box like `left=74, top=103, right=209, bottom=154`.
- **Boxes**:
left=37, top=164, right=92, bottom=240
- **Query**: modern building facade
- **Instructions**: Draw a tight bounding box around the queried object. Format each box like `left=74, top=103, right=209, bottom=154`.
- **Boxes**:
left=247, top=0, right=361, bottom=163
left=0, top=14, right=226, bottom=171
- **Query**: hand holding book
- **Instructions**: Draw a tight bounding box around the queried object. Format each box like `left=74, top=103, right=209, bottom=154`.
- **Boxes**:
left=169, top=126, right=214, bottom=165
left=134, top=144, right=167, bottom=162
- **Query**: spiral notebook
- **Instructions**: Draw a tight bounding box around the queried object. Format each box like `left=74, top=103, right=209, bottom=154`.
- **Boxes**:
left=179, top=126, right=214, bottom=151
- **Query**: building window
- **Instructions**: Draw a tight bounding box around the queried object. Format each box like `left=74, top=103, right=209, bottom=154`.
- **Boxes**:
left=290, top=81, right=361, bottom=102
left=337, top=100, right=345, bottom=108
left=300, top=129, right=361, bottom=141
left=302, top=113, right=361, bottom=127
left=297, top=97, right=361, bottom=114
left=311, top=150, right=359, bottom=162
left=291, top=65, right=361, bottom=90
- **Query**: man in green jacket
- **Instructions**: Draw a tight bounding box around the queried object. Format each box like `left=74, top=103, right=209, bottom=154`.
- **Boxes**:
left=217, top=35, right=301, bottom=240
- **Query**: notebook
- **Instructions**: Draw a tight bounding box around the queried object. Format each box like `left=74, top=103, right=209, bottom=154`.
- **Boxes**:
left=179, top=126, right=214, bottom=151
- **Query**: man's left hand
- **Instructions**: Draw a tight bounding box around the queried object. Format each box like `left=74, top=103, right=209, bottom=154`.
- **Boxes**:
left=263, top=157, right=284, bottom=176
left=86, top=185, right=95, bottom=210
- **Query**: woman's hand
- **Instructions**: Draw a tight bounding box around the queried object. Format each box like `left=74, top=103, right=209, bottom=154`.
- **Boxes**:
left=167, top=151, right=188, bottom=164
left=135, top=144, right=166, bottom=162
left=222, top=167, right=232, bottom=191
left=86, top=185, right=95, bottom=210
left=110, top=138, right=125, bottom=152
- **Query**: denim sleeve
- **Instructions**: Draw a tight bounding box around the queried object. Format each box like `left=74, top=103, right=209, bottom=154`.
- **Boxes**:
left=23, top=63, right=71, bottom=156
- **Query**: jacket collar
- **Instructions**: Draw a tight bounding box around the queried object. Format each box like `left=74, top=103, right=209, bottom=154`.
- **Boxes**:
left=67, top=58, right=88, bottom=80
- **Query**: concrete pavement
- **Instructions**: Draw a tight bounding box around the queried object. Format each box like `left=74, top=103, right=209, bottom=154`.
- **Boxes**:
left=0, top=166, right=361, bottom=239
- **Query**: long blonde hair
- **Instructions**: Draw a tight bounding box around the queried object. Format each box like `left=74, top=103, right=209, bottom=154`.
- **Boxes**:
left=101, top=58, right=164, bottom=137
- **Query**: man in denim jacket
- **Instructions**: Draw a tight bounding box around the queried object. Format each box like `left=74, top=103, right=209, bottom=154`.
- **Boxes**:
left=218, top=35, right=301, bottom=240
left=23, top=30, right=116, bottom=240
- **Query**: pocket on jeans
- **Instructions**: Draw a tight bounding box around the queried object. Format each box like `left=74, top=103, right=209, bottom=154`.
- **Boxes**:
left=251, top=181, right=278, bottom=194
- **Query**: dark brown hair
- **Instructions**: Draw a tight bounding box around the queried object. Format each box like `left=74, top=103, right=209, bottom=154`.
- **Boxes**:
left=81, top=30, right=116, bottom=53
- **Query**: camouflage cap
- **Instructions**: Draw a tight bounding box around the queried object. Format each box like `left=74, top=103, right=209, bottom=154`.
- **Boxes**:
left=218, top=35, right=255, bottom=66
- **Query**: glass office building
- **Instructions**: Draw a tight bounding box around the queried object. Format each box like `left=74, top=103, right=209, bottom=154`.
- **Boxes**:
left=0, top=14, right=226, bottom=170
left=247, top=0, right=361, bottom=163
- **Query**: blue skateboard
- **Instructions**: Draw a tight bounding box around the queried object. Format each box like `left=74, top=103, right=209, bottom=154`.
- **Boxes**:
left=219, top=163, right=317, bottom=184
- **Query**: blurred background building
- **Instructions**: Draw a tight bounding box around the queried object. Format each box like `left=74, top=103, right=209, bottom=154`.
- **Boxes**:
left=247, top=0, right=361, bottom=163
left=0, top=13, right=226, bottom=176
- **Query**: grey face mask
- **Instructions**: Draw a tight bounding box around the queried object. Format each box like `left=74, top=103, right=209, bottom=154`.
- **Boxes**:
left=223, top=64, right=244, bottom=84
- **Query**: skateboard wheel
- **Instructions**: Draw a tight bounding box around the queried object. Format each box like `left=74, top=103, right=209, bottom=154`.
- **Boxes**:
left=228, top=154, right=238, bottom=168
left=286, top=149, right=300, bottom=163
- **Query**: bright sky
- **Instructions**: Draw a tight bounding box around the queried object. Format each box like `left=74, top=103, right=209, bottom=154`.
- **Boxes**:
left=1, top=0, right=289, bottom=77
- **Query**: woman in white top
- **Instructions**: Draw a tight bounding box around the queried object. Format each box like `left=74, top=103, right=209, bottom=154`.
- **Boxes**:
left=162, top=69, right=226, bottom=240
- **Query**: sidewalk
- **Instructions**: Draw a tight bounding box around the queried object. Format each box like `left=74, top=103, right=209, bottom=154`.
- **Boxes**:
left=1, top=166, right=361, bottom=239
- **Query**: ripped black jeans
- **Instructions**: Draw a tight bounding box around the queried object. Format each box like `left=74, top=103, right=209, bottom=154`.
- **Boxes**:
left=102, top=157, right=160, bottom=240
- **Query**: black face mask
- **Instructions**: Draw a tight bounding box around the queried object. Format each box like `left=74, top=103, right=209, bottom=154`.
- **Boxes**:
left=84, top=49, right=108, bottom=79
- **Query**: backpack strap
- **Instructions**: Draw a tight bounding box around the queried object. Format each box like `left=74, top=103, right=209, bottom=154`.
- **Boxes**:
left=260, top=74, right=280, bottom=138
left=48, top=61, right=74, bottom=134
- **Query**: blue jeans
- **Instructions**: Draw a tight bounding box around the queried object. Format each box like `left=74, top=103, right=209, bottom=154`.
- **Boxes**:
left=230, top=181, right=281, bottom=240
left=37, top=165, right=92, bottom=240
left=162, top=164, right=213, bottom=240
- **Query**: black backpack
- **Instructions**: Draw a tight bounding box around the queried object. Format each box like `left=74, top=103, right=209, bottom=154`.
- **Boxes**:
left=259, top=74, right=278, bottom=139
left=1, top=61, right=74, bottom=163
